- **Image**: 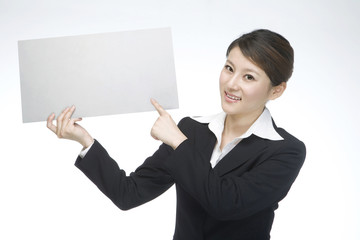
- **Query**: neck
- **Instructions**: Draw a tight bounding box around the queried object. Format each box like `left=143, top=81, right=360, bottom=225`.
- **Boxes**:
left=223, top=107, right=265, bottom=137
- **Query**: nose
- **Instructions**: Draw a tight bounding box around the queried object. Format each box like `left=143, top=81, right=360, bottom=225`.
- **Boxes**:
left=227, top=74, right=241, bottom=91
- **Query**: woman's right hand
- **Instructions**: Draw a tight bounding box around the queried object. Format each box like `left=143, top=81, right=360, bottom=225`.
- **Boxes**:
left=47, top=105, right=94, bottom=148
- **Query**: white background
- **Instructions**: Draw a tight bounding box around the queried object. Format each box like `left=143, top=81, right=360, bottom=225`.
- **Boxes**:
left=1, top=0, right=359, bottom=239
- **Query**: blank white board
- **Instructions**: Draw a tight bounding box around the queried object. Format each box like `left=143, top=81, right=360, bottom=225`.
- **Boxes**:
left=18, top=28, right=178, bottom=123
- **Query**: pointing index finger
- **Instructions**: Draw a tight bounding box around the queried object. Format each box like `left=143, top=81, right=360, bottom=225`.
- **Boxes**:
left=150, top=98, right=166, bottom=116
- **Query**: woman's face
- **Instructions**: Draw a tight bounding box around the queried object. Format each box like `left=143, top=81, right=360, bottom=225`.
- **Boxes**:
left=219, top=47, right=280, bottom=118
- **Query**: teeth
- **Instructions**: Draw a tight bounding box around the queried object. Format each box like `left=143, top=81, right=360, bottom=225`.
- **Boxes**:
left=226, top=92, right=241, bottom=101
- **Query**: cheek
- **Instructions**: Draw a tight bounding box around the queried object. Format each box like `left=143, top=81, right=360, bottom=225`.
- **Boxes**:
left=219, top=72, right=226, bottom=89
left=242, top=84, right=269, bottom=101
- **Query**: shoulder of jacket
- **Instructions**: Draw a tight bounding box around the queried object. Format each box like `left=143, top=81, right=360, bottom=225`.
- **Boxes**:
left=178, top=116, right=208, bottom=127
left=270, top=127, right=306, bottom=159
left=276, top=127, right=304, bottom=145
left=177, top=117, right=211, bottom=138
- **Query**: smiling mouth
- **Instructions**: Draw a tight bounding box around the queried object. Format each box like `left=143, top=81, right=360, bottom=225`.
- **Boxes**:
left=225, top=91, right=241, bottom=101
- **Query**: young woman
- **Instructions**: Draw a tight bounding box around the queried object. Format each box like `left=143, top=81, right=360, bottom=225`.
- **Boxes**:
left=47, top=29, right=306, bottom=240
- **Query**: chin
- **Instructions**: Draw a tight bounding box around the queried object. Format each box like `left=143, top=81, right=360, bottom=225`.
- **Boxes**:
left=221, top=102, right=242, bottom=116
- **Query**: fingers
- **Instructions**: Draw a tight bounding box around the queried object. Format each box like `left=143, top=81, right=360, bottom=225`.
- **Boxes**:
left=56, top=107, right=69, bottom=137
left=47, top=105, right=84, bottom=142
left=55, top=105, right=77, bottom=138
left=150, top=98, right=167, bottom=116
left=64, top=105, right=76, bottom=127
left=69, top=117, right=82, bottom=126
left=150, top=131, right=159, bottom=141
left=47, top=113, right=57, bottom=133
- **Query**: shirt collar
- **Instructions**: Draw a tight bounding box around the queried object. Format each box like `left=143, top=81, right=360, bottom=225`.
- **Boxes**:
left=192, top=108, right=283, bottom=141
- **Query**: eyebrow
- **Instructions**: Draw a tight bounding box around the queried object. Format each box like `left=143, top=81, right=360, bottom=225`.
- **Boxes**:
left=225, top=59, right=261, bottom=76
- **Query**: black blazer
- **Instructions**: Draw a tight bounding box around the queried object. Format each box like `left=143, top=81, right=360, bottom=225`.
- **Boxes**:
left=75, top=117, right=306, bottom=240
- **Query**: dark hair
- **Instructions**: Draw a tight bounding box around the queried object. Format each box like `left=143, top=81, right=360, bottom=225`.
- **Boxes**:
left=226, top=29, right=294, bottom=86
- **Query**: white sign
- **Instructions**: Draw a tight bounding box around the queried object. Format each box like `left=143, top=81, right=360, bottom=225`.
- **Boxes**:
left=18, top=28, right=178, bottom=123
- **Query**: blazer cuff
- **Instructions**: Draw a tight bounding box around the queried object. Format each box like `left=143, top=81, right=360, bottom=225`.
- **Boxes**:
left=79, top=141, right=95, bottom=158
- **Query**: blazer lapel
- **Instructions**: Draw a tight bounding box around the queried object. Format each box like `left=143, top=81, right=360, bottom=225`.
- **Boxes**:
left=213, top=135, right=269, bottom=177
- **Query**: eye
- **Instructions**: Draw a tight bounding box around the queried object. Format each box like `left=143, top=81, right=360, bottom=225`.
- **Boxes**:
left=224, top=65, right=233, bottom=72
left=244, top=74, right=255, bottom=81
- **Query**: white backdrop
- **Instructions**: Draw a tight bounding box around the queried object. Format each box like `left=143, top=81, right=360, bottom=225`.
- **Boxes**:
left=1, top=0, right=359, bottom=239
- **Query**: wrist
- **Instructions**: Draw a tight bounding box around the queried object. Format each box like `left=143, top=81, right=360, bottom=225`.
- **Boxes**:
left=80, top=135, right=94, bottom=148
left=171, top=134, right=187, bottom=150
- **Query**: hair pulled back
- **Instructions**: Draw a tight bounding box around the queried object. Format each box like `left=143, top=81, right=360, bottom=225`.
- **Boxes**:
left=226, top=29, right=294, bottom=86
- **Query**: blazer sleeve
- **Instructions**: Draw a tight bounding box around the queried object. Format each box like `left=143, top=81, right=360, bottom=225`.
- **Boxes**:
left=164, top=118, right=306, bottom=221
left=75, top=139, right=174, bottom=210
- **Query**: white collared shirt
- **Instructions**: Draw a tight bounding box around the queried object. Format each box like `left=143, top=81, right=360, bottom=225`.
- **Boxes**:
left=192, top=108, right=283, bottom=168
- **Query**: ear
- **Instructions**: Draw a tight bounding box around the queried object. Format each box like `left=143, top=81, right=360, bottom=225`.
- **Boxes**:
left=269, top=82, right=286, bottom=100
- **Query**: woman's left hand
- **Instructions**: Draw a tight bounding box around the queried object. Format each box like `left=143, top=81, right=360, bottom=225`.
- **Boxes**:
left=150, top=99, right=187, bottom=150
